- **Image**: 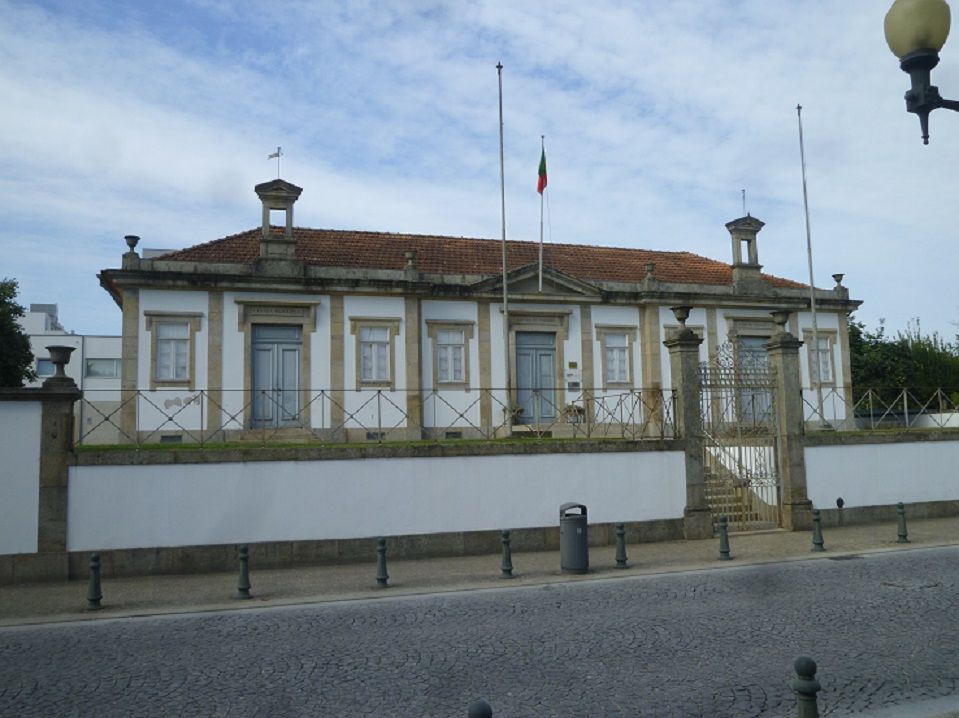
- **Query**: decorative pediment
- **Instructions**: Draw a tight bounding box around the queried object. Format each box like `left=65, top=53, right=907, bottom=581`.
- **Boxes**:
left=470, top=263, right=601, bottom=297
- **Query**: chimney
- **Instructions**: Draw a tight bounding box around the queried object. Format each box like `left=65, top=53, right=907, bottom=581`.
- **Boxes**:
left=254, top=179, right=303, bottom=260
left=725, top=215, right=765, bottom=291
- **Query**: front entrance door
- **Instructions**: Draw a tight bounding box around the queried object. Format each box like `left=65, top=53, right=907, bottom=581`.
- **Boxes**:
left=251, top=324, right=302, bottom=428
left=515, top=331, right=556, bottom=424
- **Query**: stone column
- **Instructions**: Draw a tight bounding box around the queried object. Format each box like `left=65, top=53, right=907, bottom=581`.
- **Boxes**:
left=765, top=311, right=812, bottom=531
left=663, top=307, right=712, bottom=540
left=38, top=347, right=82, bottom=554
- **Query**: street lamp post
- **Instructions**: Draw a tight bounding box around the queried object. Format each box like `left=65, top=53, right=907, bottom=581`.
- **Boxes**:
left=885, top=0, right=959, bottom=143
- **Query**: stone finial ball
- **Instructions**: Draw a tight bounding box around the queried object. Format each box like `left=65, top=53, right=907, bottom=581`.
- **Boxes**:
left=468, top=699, right=493, bottom=718
left=794, top=656, right=817, bottom=678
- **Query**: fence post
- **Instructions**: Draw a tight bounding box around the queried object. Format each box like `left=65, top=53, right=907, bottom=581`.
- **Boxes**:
left=718, top=516, right=732, bottom=560
left=615, top=523, right=628, bottom=568
left=811, top=509, right=825, bottom=552
left=765, top=311, right=813, bottom=531
left=468, top=700, right=493, bottom=717
left=376, top=537, right=389, bottom=587
left=87, top=553, right=102, bottom=610
left=237, top=545, right=252, bottom=599
left=897, top=502, right=910, bottom=543
left=790, top=656, right=821, bottom=718
left=663, top=306, right=711, bottom=540
left=500, top=530, right=513, bottom=578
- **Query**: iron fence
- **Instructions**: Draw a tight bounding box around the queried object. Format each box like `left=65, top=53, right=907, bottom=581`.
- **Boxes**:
left=802, top=387, right=959, bottom=431
left=74, top=386, right=677, bottom=447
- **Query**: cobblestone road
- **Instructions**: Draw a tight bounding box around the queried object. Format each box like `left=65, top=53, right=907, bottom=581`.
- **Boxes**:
left=2, top=546, right=959, bottom=717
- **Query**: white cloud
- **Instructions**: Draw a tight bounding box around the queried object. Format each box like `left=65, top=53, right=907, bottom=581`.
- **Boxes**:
left=1, top=0, right=958, bottom=339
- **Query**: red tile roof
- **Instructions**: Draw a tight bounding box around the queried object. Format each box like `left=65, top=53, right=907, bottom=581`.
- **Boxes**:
left=152, top=227, right=805, bottom=289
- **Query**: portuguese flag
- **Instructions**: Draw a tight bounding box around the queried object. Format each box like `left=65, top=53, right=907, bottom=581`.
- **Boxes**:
left=537, top=148, right=547, bottom=194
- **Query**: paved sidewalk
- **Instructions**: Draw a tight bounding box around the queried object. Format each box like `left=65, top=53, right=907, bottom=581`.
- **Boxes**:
left=1, top=516, right=957, bottom=627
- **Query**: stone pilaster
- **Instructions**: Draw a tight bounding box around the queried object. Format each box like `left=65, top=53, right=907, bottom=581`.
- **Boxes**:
left=119, top=288, right=139, bottom=441
left=404, top=297, right=423, bottom=439
left=664, top=326, right=711, bottom=539
left=765, top=320, right=812, bottom=530
left=329, top=295, right=345, bottom=436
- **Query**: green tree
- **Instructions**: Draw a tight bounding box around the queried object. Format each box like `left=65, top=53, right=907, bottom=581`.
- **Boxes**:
left=849, top=316, right=959, bottom=403
left=0, top=278, right=36, bottom=387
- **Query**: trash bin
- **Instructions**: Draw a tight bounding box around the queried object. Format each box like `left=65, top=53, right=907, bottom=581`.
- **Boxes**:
left=560, top=502, right=588, bottom=573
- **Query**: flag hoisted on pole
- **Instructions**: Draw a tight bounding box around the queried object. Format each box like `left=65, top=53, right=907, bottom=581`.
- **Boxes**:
left=497, top=62, right=512, bottom=432
left=538, top=136, right=547, bottom=292
left=267, top=146, right=282, bottom=178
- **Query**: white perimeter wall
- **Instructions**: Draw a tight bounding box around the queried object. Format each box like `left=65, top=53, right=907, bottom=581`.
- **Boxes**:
left=806, top=441, right=959, bottom=508
left=67, top=451, right=686, bottom=551
left=0, top=402, right=41, bottom=554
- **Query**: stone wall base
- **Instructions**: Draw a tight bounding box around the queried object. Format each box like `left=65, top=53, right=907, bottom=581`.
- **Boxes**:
left=814, top=499, right=959, bottom=529
left=0, top=518, right=684, bottom=584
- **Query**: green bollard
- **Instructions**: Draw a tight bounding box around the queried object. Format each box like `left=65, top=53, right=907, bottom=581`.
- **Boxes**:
left=376, top=537, right=389, bottom=588
left=790, top=656, right=821, bottom=718
left=897, top=502, right=910, bottom=544
left=500, top=530, right=513, bottom=579
left=237, top=544, right=252, bottom=599
left=87, top=553, right=102, bottom=610
left=718, top=516, right=732, bottom=560
left=468, top=699, right=493, bottom=717
left=811, top=509, right=825, bottom=552
left=615, top=523, right=628, bottom=568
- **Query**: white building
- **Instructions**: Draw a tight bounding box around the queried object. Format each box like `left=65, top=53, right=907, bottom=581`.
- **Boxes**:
left=95, top=179, right=860, bottom=444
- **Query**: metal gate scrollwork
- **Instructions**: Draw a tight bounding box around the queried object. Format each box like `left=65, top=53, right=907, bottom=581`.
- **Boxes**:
left=700, top=343, right=782, bottom=531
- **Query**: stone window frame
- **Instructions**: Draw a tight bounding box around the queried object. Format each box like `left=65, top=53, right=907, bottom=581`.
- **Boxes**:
left=803, top=328, right=838, bottom=387
left=144, top=312, right=203, bottom=391
left=426, top=320, right=474, bottom=390
left=594, top=325, right=638, bottom=389
left=724, top=316, right=776, bottom=367
left=235, top=299, right=320, bottom=430
left=349, top=316, right=402, bottom=390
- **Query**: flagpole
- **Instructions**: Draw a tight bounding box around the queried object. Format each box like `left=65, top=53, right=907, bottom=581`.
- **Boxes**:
left=539, top=135, right=545, bottom=293
left=796, top=104, right=826, bottom=428
left=497, top=62, right=512, bottom=433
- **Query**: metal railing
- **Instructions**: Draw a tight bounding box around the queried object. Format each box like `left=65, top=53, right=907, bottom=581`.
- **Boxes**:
left=802, top=386, right=959, bottom=431
left=74, top=386, right=677, bottom=447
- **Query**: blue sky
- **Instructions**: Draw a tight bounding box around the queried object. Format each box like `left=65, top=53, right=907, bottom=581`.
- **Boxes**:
left=2, top=0, right=958, bottom=339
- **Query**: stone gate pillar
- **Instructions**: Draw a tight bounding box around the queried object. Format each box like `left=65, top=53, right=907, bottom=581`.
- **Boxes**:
left=765, top=311, right=812, bottom=531
left=663, top=307, right=712, bottom=540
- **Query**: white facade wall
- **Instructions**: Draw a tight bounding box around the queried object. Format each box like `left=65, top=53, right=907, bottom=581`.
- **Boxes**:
left=420, top=300, right=481, bottom=429
left=136, top=290, right=209, bottom=433
left=66, top=450, right=686, bottom=551
left=343, top=295, right=407, bottom=429
left=0, top=402, right=41, bottom=554
left=590, top=305, right=643, bottom=422
left=806, top=440, right=959, bottom=508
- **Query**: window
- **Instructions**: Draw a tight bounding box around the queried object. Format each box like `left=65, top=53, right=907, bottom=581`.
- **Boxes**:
left=595, top=325, right=637, bottom=388
left=809, top=334, right=834, bottom=384
left=426, top=321, right=474, bottom=388
left=436, top=329, right=465, bottom=383
left=604, top=333, right=629, bottom=383
left=85, top=358, right=120, bottom=378
left=155, top=323, right=190, bottom=381
left=36, top=358, right=54, bottom=377
left=359, top=326, right=390, bottom=382
left=145, top=312, right=202, bottom=389
left=349, top=317, right=401, bottom=389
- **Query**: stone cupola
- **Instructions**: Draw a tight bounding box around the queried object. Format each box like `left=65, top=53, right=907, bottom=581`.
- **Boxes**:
left=254, top=179, right=303, bottom=260
left=726, top=214, right=765, bottom=291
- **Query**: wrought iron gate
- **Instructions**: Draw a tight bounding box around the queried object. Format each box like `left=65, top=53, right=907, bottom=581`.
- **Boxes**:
left=700, top=344, right=782, bottom=531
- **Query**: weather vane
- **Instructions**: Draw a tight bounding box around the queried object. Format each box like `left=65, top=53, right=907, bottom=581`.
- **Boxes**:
left=267, top=146, right=282, bottom=178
